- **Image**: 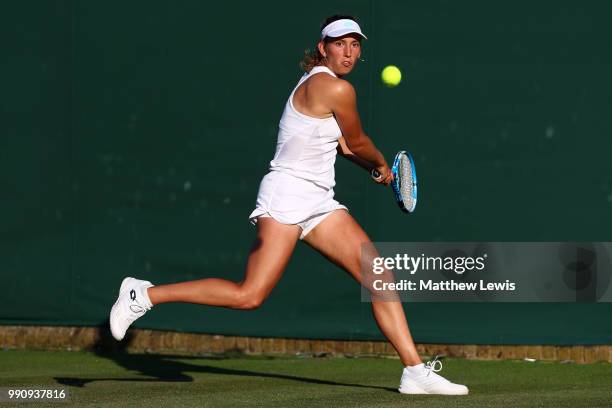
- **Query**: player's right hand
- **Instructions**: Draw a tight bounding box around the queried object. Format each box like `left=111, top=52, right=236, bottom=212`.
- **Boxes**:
left=373, top=164, right=393, bottom=186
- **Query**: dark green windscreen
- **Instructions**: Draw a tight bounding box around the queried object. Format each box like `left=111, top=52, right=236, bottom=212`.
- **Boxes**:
left=1, top=1, right=611, bottom=345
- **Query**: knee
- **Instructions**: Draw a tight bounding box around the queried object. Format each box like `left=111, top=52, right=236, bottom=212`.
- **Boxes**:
left=234, top=287, right=267, bottom=310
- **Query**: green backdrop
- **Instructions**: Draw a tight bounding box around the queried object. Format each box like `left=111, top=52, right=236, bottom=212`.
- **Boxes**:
left=2, top=1, right=611, bottom=345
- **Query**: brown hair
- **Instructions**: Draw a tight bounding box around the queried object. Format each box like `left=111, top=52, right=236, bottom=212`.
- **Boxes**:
left=300, top=14, right=359, bottom=73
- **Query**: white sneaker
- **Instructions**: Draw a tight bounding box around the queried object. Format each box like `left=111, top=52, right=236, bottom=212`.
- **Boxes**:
left=109, top=277, right=154, bottom=341
left=399, top=357, right=469, bottom=395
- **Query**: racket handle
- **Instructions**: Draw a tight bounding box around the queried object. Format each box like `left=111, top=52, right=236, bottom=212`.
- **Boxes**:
left=371, top=169, right=381, bottom=180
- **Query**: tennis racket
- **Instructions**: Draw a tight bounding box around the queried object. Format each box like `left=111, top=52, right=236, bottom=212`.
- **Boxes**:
left=371, top=150, right=418, bottom=213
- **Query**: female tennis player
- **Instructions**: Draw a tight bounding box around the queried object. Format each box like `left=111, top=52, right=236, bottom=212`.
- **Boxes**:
left=110, top=15, right=468, bottom=395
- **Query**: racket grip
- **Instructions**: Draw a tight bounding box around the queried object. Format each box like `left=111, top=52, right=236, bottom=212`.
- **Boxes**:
left=371, top=169, right=381, bottom=180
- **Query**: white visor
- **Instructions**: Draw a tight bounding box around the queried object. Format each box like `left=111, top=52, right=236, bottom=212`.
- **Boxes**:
left=321, top=19, right=367, bottom=40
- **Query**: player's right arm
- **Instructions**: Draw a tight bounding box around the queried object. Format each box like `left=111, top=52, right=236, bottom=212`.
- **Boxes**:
left=328, top=79, right=392, bottom=184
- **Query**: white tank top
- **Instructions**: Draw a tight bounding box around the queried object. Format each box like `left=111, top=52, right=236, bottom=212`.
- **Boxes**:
left=269, top=66, right=342, bottom=189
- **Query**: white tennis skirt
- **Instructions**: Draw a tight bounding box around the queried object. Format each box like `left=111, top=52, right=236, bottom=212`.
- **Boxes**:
left=249, top=171, right=347, bottom=238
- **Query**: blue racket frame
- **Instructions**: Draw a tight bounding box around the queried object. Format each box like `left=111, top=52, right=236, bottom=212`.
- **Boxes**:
left=390, top=150, right=418, bottom=213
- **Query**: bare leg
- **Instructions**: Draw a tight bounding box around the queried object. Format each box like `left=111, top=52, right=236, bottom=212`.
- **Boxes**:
left=147, top=217, right=301, bottom=309
left=303, top=210, right=422, bottom=367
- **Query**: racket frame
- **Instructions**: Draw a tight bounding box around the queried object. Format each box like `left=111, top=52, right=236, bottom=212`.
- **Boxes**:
left=391, top=150, right=418, bottom=213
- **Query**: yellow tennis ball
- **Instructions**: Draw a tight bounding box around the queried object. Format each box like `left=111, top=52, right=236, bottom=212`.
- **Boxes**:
left=381, top=65, right=402, bottom=87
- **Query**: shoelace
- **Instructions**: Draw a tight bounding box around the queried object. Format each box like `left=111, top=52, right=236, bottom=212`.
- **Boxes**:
left=424, top=355, right=443, bottom=376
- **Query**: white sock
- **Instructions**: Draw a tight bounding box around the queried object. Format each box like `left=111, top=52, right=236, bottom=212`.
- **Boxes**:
left=139, top=283, right=154, bottom=308
left=404, top=363, right=425, bottom=374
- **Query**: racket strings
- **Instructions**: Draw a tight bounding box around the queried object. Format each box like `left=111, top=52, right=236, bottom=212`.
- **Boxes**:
left=398, top=156, right=415, bottom=210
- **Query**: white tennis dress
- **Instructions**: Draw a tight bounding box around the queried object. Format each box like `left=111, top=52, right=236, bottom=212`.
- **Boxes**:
left=249, top=66, right=347, bottom=239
